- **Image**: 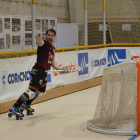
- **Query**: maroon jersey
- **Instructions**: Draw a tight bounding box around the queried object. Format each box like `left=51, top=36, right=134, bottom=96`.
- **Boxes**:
left=35, top=40, right=55, bottom=70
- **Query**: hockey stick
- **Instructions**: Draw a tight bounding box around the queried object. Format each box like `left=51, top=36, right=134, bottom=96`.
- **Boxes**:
left=45, top=65, right=81, bottom=73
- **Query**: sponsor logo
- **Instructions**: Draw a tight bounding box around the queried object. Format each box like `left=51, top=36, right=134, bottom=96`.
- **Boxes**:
left=53, top=63, right=76, bottom=76
left=39, top=79, right=43, bottom=85
left=91, top=57, right=94, bottom=70
left=0, top=71, right=31, bottom=90
left=8, top=71, right=31, bottom=84
left=108, top=49, right=126, bottom=67
left=94, top=58, right=106, bottom=67
left=47, top=74, right=51, bottom=83
left=29, top=91, right=36, bottom=100
left=131, top=56, right=140, bottom=60
left=0, top=70, right=52, bottom=88
left=90, top=57, right=106, bottom=70
left=48, top=61, right=51, bottom=64
left=78, top=53, right=88, bottom=75
left=1, top=71, right=7, bottom=90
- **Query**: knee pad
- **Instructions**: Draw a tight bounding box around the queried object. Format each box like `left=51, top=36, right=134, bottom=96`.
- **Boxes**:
left=25, top=88, right=37, bottom=100
left=36, top=90, right=46, bottom=98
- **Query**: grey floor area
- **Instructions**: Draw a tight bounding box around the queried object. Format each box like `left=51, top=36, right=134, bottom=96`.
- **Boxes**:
left=0, top=85, right=138, bottom=140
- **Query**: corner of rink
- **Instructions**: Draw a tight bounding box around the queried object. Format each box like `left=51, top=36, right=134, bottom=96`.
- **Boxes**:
left=0, top=77, right=103, bottom=114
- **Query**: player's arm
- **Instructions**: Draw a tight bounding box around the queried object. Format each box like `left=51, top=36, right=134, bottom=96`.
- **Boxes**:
left=51, top=57, right=69, bottom=74
left=51, top=57, right=59, bottom=70
left=35, top=33, right=44, bottom=47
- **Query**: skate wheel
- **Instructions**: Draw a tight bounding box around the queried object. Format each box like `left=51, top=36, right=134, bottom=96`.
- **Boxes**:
left=8, top=113, right=12, bottom=118
left=27, top=110, right=31, bottom=115
left=16, top=116, right=19, bottom=120
left=20, top=117, right=23, bottom=120
left=20, top=109, right=24, bottom=113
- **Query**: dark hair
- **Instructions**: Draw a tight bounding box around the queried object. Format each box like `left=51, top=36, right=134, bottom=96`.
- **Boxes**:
left=46, top=29, right=56, bottom=36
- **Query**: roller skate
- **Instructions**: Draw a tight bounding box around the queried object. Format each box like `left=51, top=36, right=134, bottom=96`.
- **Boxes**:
left=8, top=106, right=24, bottom=120
left=19, top=103, right=35, bottom=115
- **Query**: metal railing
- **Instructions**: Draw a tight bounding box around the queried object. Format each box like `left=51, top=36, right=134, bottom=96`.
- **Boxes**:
left=0, top=43, right=140, bottom=59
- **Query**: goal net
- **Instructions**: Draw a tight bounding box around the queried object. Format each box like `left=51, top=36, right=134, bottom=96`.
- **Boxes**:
left=0, top=0, right=89, bottom=53
left=87, top=60, right=140, bottom=135
left=87, top=0, right=140, bottom=44
left=106, top=0, right=140, bottom=43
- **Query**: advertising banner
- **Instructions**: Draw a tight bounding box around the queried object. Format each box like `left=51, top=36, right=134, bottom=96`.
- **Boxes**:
left=0, top=56, right=36, bottom=102
left=127, top=47, right=140, bottom=60
left=1, top=47, right=140, bottom=102
left=47, top=48, right=107, bottom=90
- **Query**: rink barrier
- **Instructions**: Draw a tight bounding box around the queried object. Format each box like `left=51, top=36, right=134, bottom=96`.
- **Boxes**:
left=0, top=76, right=102, bottom=114
left=0, top=43, right=140, bottom=58
left=0, top=43, right=140, bottom=113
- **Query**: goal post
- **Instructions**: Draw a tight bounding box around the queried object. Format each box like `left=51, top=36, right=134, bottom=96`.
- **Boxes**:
left=87, top=60, right=140, bottom=136
left=137, top=60, right=140, bottom=135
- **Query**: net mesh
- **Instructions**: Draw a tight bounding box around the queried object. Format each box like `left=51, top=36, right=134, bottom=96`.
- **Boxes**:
left=87, top=0, right=140, bottom=44
left=87, top=0, right=107, bottom=45
left=0, top=0, right=86, bottom=46
left=106, top=0, right=140, bottom=43
left=0, top=0, right=70, bottom=21
left=0, top=0, right=140, bottom=47
left=87, top=60, right=137, bottom=135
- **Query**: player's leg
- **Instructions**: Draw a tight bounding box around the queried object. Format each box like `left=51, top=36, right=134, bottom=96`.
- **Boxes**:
left=19, top=88, right=37, bottom=115
left=37, top=74, right=47, bottom=98
left=23, top=65, right=47, bottom=104
left=8, top=88, right=37, bottom=119
left=20, top=84, right=47, bottom=116
left=19, top=65, right=47, bottom=115
left=25, top=89, right=38, bottom=105
left=9, top=65, right=39, bottom=117
left=37, top=83, right=47, bottom=98
left=9, top=88, right=37, bottom=115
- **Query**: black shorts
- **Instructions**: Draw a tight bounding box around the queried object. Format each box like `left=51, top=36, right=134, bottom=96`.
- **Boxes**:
left=29, top=65, right=47, bottom=89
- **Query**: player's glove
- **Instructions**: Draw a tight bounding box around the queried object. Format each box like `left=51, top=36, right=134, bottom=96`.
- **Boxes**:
left=57, top=67, right=69, bottom=74
left=35, top=33, right=42, bottom=39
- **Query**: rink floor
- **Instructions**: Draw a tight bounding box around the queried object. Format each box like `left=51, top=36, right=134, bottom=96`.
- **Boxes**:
left=0, top=85, right=139, bottom=140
